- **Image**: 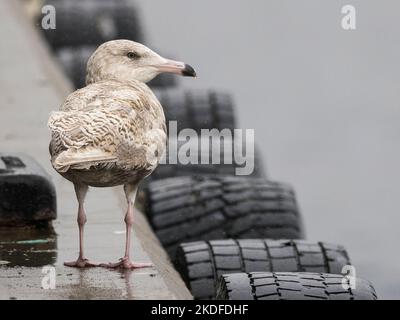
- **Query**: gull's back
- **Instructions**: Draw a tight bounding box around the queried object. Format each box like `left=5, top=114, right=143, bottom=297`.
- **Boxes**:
left=48, top=79, right=167, bottom=187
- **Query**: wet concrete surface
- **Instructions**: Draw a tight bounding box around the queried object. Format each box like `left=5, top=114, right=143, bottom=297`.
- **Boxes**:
left=0, top=0, right=191, bottom=300
left=0, top=225, right=57, bottom=267
left=0, top=267, right=166, bottom=300
left=0, top=185, right=186, bottom=299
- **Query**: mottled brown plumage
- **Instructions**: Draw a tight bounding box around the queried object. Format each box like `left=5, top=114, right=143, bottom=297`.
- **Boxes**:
left=48, top=79, right=166, bottom=187
left=48, top=40, right=196, bottom=268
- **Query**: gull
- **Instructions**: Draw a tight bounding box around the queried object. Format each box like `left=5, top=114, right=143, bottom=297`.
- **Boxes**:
left=48, top=40, right=196, bottom=268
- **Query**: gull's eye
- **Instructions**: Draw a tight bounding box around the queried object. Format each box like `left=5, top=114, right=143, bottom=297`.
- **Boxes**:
left=127, top=52, right=139, bottom=59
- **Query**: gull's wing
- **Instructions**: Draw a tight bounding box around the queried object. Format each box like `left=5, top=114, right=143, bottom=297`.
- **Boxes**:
left=48, top=82, right=166, bottom=173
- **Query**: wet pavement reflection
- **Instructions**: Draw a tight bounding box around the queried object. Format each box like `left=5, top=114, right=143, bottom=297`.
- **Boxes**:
left=0, top=224, right=57, bottom=267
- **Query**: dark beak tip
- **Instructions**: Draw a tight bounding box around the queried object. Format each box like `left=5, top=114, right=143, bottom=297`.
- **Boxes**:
left=182, top=64, right=197, bottom=77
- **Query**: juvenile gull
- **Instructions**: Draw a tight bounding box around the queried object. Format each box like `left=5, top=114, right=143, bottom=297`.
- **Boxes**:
left=48, top=40, right=196, bottom=268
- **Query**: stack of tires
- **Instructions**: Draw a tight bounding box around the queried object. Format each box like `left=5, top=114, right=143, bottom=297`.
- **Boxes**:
left=39, top=0, right=177, bottom=90
left=38, top=1, right=377, bottom=300
left=142, top=96, right=378, bottom=300
left=141, top=62, right=377, bottom=302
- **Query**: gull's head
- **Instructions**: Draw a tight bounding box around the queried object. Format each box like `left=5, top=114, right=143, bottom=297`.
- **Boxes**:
left=86, top=40, right=196, bottom=85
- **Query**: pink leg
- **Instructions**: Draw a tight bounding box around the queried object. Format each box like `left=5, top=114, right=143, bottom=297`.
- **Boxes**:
left=64, top=184, right=98, bottom=268
left=101, top=184, right=152, bottom=269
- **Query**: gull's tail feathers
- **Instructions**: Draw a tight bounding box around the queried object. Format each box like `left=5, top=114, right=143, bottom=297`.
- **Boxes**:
left=52, top=148, right=117, bottom=172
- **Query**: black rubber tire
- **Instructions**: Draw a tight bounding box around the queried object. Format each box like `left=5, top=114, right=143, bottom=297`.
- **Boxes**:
left=149, top=136, right=266, bottom=180
left=216, top=272, right=377, bottom=300
left=56, top=46, right=177, bottom=90
left=56, top=46, right=94, bottom=89
left=144, top=176, right=304, bottom=257
left=40, top=0, right=143, bottom=49
left=175, top=239, right=351, bottom=299
left=0, top=153, right=56, bottom=226
left=154, top=89, right=236, bottom=132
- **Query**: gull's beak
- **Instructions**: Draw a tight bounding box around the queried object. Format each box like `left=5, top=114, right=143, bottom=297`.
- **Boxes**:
left=155, top=59, right=197, bottom=77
